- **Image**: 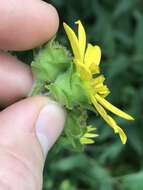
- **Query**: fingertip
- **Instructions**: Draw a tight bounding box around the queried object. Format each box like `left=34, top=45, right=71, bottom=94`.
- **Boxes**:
left=40, top=2, right=59, bottom=38
left=0, top=96, right=66, bottom=157
left=0, top=53, right=33, bottom=107
left=34, top=1, right=59, bottom=46
left=0, top=0, right=59, bottom=50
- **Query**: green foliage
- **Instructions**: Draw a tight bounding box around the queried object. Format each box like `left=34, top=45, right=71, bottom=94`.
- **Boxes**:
left=120, top=171, right=143, bottom=190
left=16, top=0, right=143, bottom=189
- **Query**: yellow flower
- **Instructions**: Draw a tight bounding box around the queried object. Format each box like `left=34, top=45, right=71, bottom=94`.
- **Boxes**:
left=63, top=20, right=134, bottom=144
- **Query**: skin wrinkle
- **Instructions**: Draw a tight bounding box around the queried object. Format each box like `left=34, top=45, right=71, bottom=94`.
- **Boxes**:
left=0, top=145, right=42, bottom=189
left=0, top=145, right=39, bottom=181
left=0, top=179, right=10, bottom=190
left=0, top=131, right=44, bottom=168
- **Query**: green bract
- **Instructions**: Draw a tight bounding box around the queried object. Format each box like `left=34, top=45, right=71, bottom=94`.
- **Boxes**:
left=47, top=67, right=90, bottom=109
left=31, top=40, right=71, bottom=82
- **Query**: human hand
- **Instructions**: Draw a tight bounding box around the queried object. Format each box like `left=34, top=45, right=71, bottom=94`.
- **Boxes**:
left=0, top=1, right=65, bottom=189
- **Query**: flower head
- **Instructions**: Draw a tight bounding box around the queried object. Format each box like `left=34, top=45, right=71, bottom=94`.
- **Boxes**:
left=63, top=20, right=134, bottom=144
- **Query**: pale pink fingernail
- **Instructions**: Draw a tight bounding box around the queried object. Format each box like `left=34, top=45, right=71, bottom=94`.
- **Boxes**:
left=35, top=101, right=66, bottom=157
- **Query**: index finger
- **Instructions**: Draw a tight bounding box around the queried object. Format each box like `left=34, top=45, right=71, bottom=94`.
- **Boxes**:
left=0, top=0, right=59, bottom=50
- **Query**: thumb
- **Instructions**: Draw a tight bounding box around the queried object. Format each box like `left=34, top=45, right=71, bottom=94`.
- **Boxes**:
left=0, top=96, right=65, bottom=190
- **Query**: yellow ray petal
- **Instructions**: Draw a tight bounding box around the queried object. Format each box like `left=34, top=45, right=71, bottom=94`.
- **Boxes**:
left=87, top=126, right=97, bottom=132
left=91, top=76, right=110, bottom=97
left=91, top=95, right=127, bottom=144
left=84, top=43, right=93, bottom=67
left=80, top=137, right=95, bottom=144
left=107, top=116, right=127, bottom=144
left=75, top=20, right=86, bottom=62
left=63, top=22, right=80, bottom=60
left=91, top=75, right=105, bottom=86
left=95, top=85, right=110, bottom=97
left=93, top=45, right=101, bottom=66
left=84, top=133, right=99, bottom=138
left=75, top=59, right=92, bottom=80
left=84, top=44, right=101, bottom=73
left=95, top=94, right=134, bottom=120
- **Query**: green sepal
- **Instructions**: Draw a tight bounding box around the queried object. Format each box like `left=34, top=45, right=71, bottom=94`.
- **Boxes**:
left=47, top=64, right=91, bottom=109
left=31, top=39, right=72, bottom=82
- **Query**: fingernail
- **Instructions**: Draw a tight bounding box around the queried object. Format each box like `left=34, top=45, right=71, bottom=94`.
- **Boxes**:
left=35, top=100, right=66, bottom=157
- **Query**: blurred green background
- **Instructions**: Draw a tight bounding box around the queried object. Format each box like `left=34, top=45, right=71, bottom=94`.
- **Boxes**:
left=18, top=0, right=143, bottom=189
